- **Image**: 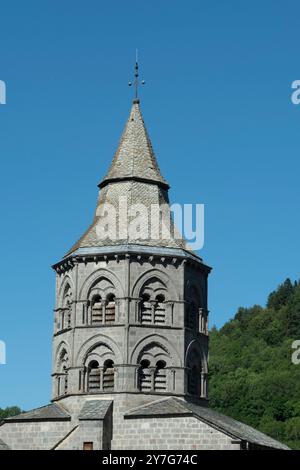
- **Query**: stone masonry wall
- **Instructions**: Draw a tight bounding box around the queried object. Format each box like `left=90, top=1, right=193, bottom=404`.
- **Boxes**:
left=57, top=421, right=103, bottom=450
left=0, top=421, right=72, bottom=450
left=112, top=415, right=241, bottom=450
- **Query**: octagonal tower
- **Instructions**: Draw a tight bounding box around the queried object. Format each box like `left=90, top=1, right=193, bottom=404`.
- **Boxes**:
left=51, top=99, right=211, bottom=411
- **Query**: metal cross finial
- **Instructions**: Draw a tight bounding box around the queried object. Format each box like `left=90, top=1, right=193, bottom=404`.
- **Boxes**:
left=128, top=50, right=145, bottom=102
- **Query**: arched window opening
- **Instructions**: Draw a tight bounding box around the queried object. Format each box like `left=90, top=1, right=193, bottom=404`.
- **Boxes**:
left=139, top=359, right=151, bottom=391
left=154, top=360, right=167, bottom=391
left=60, top=284, right=72, bottom=331
left=88, top=360, right=100, bottom=391
left=105, top=294, right=116, bottom=324
left=91, top=295, right=102, bottom=324
left=154, top=294, right=166, bottom=325
left=56, top=348, right=69, bottom=396
left=103, top=359, right=114, bottom=391
left=141, top=294, right=151, bottom=324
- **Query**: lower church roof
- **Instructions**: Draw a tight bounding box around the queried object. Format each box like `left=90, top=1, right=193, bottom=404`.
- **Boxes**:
left=125, top=397, right=290, bottom=450
left=78, top=400, right=113, bottom=420
left=3, top=403, right=71, bottom=422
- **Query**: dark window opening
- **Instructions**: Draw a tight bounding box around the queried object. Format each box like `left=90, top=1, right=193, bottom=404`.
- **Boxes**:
left=141, top=293, right=151, bottom=324
left=154, top=294, right=166, bottom=324
left=105, top=294, right=116, bottom=324
left=103, top=359, right=114, bottom=391
left=154, top=360, right=166, bottom=391
left=88, top=360, right=100, bottom=391
left=139, top=359, right=151, bottom=391
left=91, top=295, right=102, bottom=324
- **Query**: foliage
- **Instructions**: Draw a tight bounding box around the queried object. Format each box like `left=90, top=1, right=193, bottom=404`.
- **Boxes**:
left=209, top=278, right=300, bottom=449
left=0, top=406, right=22, bottom=420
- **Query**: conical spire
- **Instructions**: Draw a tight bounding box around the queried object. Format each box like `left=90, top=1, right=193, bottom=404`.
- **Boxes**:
left=99, top=101, right=169, bottom=190
left=65, top=101, right=187, bottom=256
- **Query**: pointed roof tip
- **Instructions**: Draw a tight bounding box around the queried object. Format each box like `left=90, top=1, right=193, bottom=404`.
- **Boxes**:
left=99, top=100, right=169, bottom=190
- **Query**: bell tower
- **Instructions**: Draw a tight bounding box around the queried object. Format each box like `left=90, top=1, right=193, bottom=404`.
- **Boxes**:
left=51, top=94, right=211, bottom=408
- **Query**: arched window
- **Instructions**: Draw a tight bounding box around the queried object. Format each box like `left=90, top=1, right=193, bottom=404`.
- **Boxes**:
left=105, top=294, right=116, bottom=324
left=103, top=359, right=115, bottom=391
left=56, top=348, right=69, bottom=396
left=139, top=277, right=168, bottom=325
left=154, top=294, right=166, bottom=325
left=138, top=359, right=168, bottom=392
left=88, top=360, right=100, bottom=391
left=138, top=359, right=151, bottom=391
left=91, top=295, right=102, bottom=324
left=154, top=360, right=167, bottom=391
left=141, top=294, right=151, bottom=324
left=60, top=284, right=72, bottom=330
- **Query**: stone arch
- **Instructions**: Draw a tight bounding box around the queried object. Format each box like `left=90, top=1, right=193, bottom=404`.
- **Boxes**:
left=57, top=348, right=69, bottom=372
left=130, top=334, right=182, bottom=367
left=55, top=340, right=71, bottom=370
left=89, top=278, right=115, bottom=301
left=79, top=268, right=124, bottom=300
left=76, top=333, right=123, bottom=365
left=58, top=274, right=75, bottom=306
left=185, top=339, right=207, bottom=373
left=84, top=343, right=115, bottom=366
left=185, top=339, right=207, bottom=398
left=54, top=341, right=70, bottom=396
left=136, top=341, right=170, bottom=366
left=139, top=277, right=168, bottom=301
left=131, top=268, right=179, bottom=301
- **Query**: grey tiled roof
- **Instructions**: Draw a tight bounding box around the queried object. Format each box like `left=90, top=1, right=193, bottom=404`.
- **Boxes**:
left=125, top=397, right=289, bottom=450
left=65, top=102, right=190, bottom=256
left=78, top=400, right=113, bottom=420
left=0, top=439, right=10, bottom=450
left=100, top=102, right=168, bottom=188
left=125, top=397, right=191, bottom=417
left=4, top=403, right=70, bottom=422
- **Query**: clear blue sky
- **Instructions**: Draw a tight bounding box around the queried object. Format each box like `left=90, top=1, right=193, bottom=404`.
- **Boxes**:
left=0, top=0, right=299, bottom=410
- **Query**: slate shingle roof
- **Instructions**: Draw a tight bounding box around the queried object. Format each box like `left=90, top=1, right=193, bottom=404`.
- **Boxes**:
left=65, top=101, right=191, bottom=256
left=78, top=400, right=113, bottom=420
left=4, top=403, right=70, bottom=422
left=100, top=101, right=168, bottom=188
left=125, top=397, right=290, bottom=450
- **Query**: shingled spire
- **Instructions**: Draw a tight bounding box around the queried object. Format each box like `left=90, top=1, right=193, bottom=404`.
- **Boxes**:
left=99, top=101, right=169, bottom=190
left=66, top=100, right=186, bottom=256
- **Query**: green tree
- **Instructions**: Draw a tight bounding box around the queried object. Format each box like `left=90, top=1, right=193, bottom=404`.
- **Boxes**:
left=210, top=278, right=300, bottom=449
left=0, top=406, right=22, bottom=420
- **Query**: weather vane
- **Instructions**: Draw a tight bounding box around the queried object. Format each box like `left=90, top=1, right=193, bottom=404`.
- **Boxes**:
left=128, top=49, right=145, bottom=102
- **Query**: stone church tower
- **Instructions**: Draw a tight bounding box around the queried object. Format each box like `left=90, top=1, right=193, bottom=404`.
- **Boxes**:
left=51, top=98, right=210, bottom=409
left=0, top=89, right=289, bottom=450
